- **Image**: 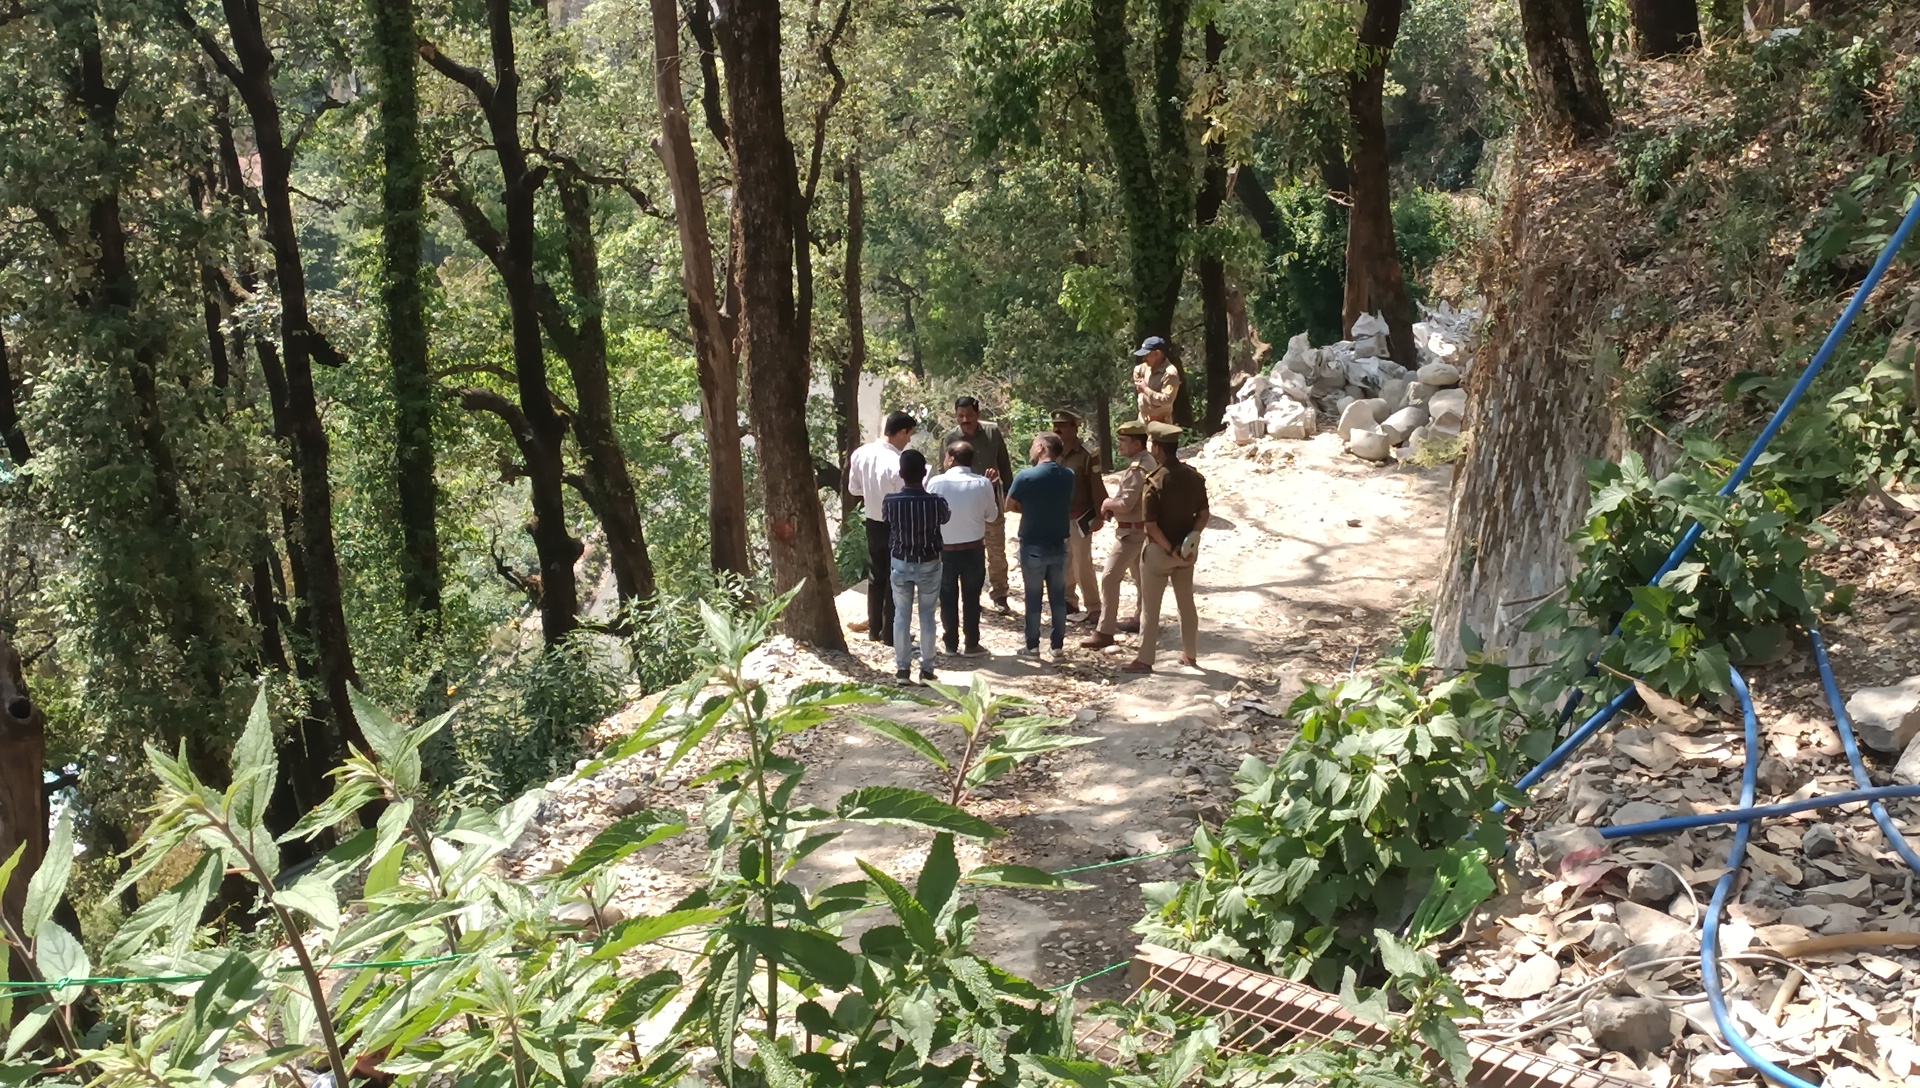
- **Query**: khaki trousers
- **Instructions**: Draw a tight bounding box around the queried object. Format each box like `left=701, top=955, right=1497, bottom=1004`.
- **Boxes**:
left=985, top=511, right=1009, bottom=603
left=1067, top=518, right=1100, bottom=614
left=1136, top=543, right=1198, bottom=666
left=1097, top=531, right=1147, bottom=635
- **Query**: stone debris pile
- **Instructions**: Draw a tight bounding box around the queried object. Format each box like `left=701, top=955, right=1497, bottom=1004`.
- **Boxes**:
left=1223, top=301, right=1480, bottom=463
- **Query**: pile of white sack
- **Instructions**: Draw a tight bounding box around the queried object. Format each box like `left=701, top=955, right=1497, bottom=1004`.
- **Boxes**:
left=1220, top=301, right=1479, bottom=463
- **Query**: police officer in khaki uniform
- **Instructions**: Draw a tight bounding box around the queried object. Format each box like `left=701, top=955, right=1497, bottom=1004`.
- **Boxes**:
left=1051, top=409, right=1108, bottom=625
left=1123, top=422, right=1209, bottom=674
left=1080, top=420, right=1156, bottom=650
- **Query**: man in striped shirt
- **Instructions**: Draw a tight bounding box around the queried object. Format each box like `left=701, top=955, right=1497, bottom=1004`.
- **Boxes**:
left=882, top=449, right=950, bottom=683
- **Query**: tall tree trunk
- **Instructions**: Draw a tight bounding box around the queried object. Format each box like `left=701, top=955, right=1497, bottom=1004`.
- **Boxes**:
left=1344, top=0, right=1417, bottom=365
left=1087, top=0, right=1185, bottom=342
left=1519, top=0, right=1613, bottom=144
left=1629, top=0, right=1700, bottom=57
left=370, top=0, right=442, bottom=623
left=0, top=637, right=45, bottom=933
left=421, top=0, right=584, bottom=645
left=551, top=176, right=656, bottom=606
left=1806, top=0, right=1854, bottom=21
left=190, top=0, right=367, bottom=760
left=0, top=329, right=27, bottom=466
left=1196, top=23, right=1231, bottom=434
left=715, top=0, right=847, bottom=649
left=651, top=0, right=751, bottom=577
left=834, top=153, right=865, bottom=523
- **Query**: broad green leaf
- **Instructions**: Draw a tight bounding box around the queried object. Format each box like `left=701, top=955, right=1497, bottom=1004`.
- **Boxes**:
left=754, top=1034, right=805, bottom=1088
left=349, top=686, right=417, bottom=789
left=281, top=779, right=383, bottom=843
left=175, top=951, right=270, bottom=1076
left=228, top=685, right=277, bottom=831
left=600, top=969, right=682, bottom=1032
left=857, top=860, right=937, bottom=950
left=590, top=908, right=732, bottom=962
left=106, top=852, right=221, bottom=964
left=852, top=715, right=951, bottom=769
left=834, top=787, right=1003, bottom=840
left=330, top=901, right=470, bottom=958
left=21, top=813, right=72, bottom=940
left=559, top=810, right=688, bottom=883
left=275, top=875, right=340, bottom=937
left=1014, top=1054, right=1118, bottom=1087
left=916, top=832, right=960, bottom=918
left=893, top=991, right=938, bottom=1065
left=961, top=865, right=1091, bottom=891
left=33, top=923, right=89, bottom=1005
left=730, top=924, right=857, bottom=988
left=4, top=1007, right=51, bottom=1060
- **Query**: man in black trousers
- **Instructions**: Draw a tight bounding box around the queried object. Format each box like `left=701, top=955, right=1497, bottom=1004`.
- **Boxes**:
left=847, top=410, right=917, bottom=644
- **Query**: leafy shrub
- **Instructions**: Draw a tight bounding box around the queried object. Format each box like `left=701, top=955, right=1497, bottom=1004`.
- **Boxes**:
left=1392, top=189, right=1466, bottom=298
left=1895, top=59, right=1920, bottom=139
left=443, top=631, right=626, bottom=800
left=1625, top=129, right=1693, bottom=205
left=1807, top=37, right=1885, bottom=137
left=837, top=505, right=871, bottom=588
left=1527, top=448, right=1848, bottom=703
left=1135, top=626, right=1531, bottom=991
left=0, top=594, right=1077, bottom=1088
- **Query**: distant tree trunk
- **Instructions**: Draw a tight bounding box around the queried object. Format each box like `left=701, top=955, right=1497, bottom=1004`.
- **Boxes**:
left=1196, top=23, right=1231, bottom=434
left=1087, top=0, right=1188, bottom=343
left=1519, top=0, right=1613, bottom=144
left=715, top=0, right=848, bottom=649
left=421, top=1, right=584, bottom=646
left=1630, top=0, right=1700, bottom=57
left=0, top=329, right=27, bottom=465
left=1093, top=395, right=1114, bottom=472
left=369, top=0, right=442, bottom=623
left=550, top=176, right=657, bottom=607
left=651, top=0, right=750, bottom=577
left=1805, top=0, right=1853, bottom=19
left=0, top=636, right=45, bottom=932
left=1344, top=0, right=1417, bottom=364
left=834, top=152, right=866, bottom=523
left=189, top=0, right=367, bottom=761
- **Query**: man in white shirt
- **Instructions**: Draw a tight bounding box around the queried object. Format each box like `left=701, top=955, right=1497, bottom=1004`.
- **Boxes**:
left=927, top=441, right=999, bottom=657
left=847, top=411, right=917, bottom=644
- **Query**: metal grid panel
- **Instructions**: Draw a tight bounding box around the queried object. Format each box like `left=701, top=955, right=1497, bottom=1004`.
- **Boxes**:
left=1073, top=945, right=1647, bottom=1088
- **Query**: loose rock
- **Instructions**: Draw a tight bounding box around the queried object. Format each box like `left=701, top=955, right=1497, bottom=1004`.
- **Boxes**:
left=1801, top=824, right=1841, bottom=859
left=1583, top=995, right=1676, bottom=1055
left=1845, top=676, right=1920, bottom=754
left=1415, top=361, right=1461, bottom=388
left=1627, top=865, right=1680, bottom=905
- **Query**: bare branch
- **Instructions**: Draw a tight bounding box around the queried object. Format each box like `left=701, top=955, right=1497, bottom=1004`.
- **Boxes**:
left=286, top=96, right=348, bottom=158
left=171, top=4, right=246, bottom=89
left=434, top=180, right=507, bottom=270
left=435, top=362, right=521, bottom=386
left=418, top=39, right=494, bottom=106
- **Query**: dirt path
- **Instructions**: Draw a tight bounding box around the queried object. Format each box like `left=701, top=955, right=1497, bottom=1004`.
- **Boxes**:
left=797, top=432, right=1455, bottom=996
left=503, top=432, right=1455, bottom=1001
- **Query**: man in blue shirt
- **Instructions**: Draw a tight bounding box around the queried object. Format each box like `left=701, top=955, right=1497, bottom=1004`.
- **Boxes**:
left=1005, top=433, right=1075, bottom=660
left=882, top=449, right=950, bottom=684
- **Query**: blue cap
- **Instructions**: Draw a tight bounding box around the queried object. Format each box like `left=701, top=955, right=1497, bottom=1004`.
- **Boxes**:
left=1133, top=336, right=1168, bottom=357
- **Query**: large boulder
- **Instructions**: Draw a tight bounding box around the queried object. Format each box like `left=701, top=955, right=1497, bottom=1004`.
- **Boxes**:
left=1347, top=427, right=1394, bottom=462
left=1416, top=361, right=1462, bottom=388
left=1406, top=380, right=1435, bottom=406
left=1378, top=378, right=1409, bottom=413
left=1429, top=387, right=1467, bottom=428
left=1380, top=405, right=1430, bottom=444
left=1336, top=398, right=1384, bottom=442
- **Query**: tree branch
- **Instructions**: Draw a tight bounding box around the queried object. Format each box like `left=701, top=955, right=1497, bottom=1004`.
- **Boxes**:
left=172, top=3, right=246, bottom=89
left=418, top=39, right=495, bottom=107
left=533, top=149, right=667, bottom=218
left=434, top=180, right=507, bottom=271
left=286, top=96, right=348, bottom=158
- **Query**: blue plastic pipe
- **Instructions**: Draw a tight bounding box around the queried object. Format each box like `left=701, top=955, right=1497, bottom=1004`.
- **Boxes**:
left=1809, top=627, right=1920, bottom=872
left=1600, top=783, right=1920, bottom=839
left=1510, top=187, right=1920, bottom=805
left=1698, top=670, right=1821, bottom=1088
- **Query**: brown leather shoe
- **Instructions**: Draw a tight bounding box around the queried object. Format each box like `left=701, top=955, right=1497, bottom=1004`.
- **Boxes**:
left=1120, top=660, right=1153, bottom=674
left=1079, top=632, right=1115, bottom=650
left=1118, top=616, right=1140, bottom=633
left=1081, top=611, right=1102, bottom=628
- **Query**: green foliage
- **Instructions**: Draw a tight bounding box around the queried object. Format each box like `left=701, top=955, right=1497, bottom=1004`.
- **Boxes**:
left=837, top=507, right=871, bottom=589
left=1, top=595, right=1078, bottom=1087
left=1623, top=128, right=1694, bottom=206
left=1135, top=627, right=1530, bottom=990
left=1526, top=449, right=1848, bottom=703
left=442, top=631, right=627, bottom=801
left=1807, top=37, right=1886, bottom=138
left=857, top=674, right=1099, bottom=809
left=1251, top=181, right=1348, bottom=345
left=1788, top=154, right=1920, bottom=294
left=1391, top=189, right=1467, bottom=299
left=1895, top=59, right=1920, bottom=137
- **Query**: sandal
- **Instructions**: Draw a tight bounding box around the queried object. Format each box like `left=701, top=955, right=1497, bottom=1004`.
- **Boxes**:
left=1120, top=661, right=1153, bottom=674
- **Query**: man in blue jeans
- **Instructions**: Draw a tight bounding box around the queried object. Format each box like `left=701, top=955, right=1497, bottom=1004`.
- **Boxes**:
left=1005, top=432, right=1075, bottom=660
left=882, top=449, right=950, bottom=684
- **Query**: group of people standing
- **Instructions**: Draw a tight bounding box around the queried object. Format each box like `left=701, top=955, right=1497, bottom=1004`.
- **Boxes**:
left=845, top=337, right=1208, bottom=684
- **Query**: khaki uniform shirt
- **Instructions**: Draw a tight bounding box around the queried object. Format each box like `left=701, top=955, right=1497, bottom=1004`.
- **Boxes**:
left=1135, top=361, right=1180, bottom=420
left=1112, top=450, right=1159, bottom=528
left=1059, top=438, right=1108, bottom=517
left=1143, top=460, right=1209, bottom=544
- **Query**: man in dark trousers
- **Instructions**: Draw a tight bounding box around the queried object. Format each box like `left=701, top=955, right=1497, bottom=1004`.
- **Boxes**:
left=1124, top=423, right=1210, bottom=674
left=927, top=441, right=998, bottom=657
left=1052, top=409, right=1108, bottom=625
left=846, top=410, right=916, bottom=644
left=1006, top=432, right=1075, bottom=661
left=882, top=449, right=949, bottom=684
left=942, top=397, right=1016, bottom=611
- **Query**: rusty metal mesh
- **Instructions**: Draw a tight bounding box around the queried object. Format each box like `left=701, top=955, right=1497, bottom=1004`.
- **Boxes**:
left=1074, top=946, right=1648, bottom=1088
